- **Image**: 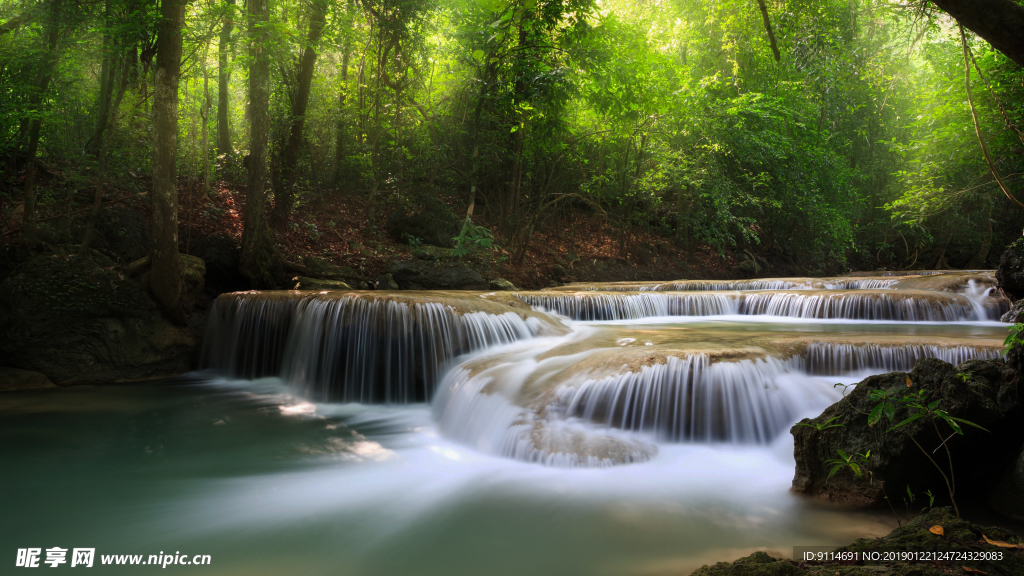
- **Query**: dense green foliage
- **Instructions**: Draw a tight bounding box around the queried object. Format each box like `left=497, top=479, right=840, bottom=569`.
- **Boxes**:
left=1, top=0, right=1022, bottom=272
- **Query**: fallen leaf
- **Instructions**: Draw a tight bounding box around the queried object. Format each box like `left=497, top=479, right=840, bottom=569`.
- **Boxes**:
left=906, top=375, right=913, bottom=387
left=962, top=567, right=987, bottom=575
left=929, top=525, right=945, bottom=536
left=982, top=534, right=1024, bottom=548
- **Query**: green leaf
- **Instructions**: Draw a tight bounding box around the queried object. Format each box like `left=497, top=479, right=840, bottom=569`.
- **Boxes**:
left=868, top=404, right=883, bottom=427
left=889, top=413, right=924, bottom=431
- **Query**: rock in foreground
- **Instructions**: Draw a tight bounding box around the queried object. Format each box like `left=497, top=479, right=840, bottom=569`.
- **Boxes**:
left=791, top=358, right=1022, bottom=506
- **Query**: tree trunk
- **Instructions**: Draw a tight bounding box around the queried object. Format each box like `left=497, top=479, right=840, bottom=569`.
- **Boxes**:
left=216, top=0, right=234, bottom=157
left=240, top=0, right=284, bottom=287
left=333, top=45, right=351, bottom=186
left=755, top=0, right=781, bottom=62
left=80, top=52, right=132, bottom=260
left=931, top=0, right=1024, bottom=68
left=270, top=0, right=327, bottom=229
left=87, top=0, right=114, bottom=156
left=21, top=0, right=62, bottom=248
left=150, top=0, right=188, bottom=325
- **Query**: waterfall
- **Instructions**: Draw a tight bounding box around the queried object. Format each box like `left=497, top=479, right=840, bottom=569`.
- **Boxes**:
left=515, top=292, right=737, bottom=320
left=518, top=290, right=1004, bottom=321
left=200, top=292, right=550, bottom=402
left=432, top=338, right=1001, bottom=461
left=552, top=278, right=900, bottom=291
left=556, top=355, right=837, bottom=443
left=736, top=291, right=998, bottom=321
left=796, top=342, right=1000, bottom=374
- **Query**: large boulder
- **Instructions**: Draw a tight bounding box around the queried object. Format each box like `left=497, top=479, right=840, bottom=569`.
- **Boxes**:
left=791, top=358, right=1022, bottom=507
left=190, top=234, right=247, bottom=295
left=997, top=238, right=1024, bottom=302
left=0, top=367, right=56, bottom=391
left=92, top=205, right=153, bottom=263
left=1003, top=299, right=1024, bottom=324
left=0, top=253, right=198, bottom=384
left=388, top=260, right=487, bottom=290
left=386, top=197, right=461, bottom=248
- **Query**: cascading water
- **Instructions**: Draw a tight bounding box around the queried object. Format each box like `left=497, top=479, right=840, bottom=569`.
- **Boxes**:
left=196, top=271, right=1008, bottom=468
left=518, top=289, right=1006, bottom=321
left=200, top=292, right=554, bottom=402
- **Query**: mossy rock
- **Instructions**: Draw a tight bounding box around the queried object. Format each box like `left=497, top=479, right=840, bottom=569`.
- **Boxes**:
left=489, top=278, right=517, bottom=291
left=386, top=196, right=461, bottom=248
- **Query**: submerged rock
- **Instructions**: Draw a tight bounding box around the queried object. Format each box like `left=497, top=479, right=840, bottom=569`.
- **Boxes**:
left=998, top=238, right=1024, bottom=302
left=0, top=253, right=198, bottom=385
left=690, top=507, right=1024, bottom=576
left=291, top=276, right=352, bottom=290
left=791, top=358, right=1022, bottom=507
left=388, top=260, right=487, bottom=290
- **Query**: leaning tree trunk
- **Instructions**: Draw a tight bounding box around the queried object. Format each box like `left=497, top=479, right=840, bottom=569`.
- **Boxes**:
left=216, top=0, right=234, bottom=157
left=150, top=0, right=188, bottom=325
left=239, top=0, right=284, bottom=287
left=21, top=0, right=62, bottom=248
left=270, top=0, right=327, bottom=230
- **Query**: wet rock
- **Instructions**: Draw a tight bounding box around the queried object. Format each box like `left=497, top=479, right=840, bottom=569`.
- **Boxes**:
left=292, top=276, right=352, bottom=290
left=190, top=234, right=246, bottom=295
left=489, top=278, right=517, bottom=291
left=92, top=205, right=152, bottom=263
left=388, top=260, right=487, bottom=290
left=791, top=358, right=1022, bottom=506
left=0, top=253, right=198, bottom=385
left=1003, top=299, right=1024, bottom=323
left=997, top=238, right=1024, bottom=302
left=0, top=367, right=57, bottom=391
left=386, top=197, right=461, bottom=248
left=690, top=507, right=1024, bottom=576
left=376, top=273, right=399, bottom=290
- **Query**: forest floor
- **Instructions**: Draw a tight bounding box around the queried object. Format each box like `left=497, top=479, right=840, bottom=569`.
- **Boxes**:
left=174, top=182, right=757, bottom=289
left=4, top=177, right=813, bottom=289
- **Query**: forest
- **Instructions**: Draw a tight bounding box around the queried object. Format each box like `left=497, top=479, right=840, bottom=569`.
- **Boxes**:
left=1, top=0, right=1023, bottom=309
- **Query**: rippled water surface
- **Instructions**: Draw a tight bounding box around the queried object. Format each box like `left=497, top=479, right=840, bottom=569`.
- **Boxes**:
left=2, top=375, right=897, bottom=576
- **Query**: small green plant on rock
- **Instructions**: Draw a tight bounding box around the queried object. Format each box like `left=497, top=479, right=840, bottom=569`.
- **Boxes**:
left=869, top=386, right=988, bottom=518
left=826, top=449, right=870, bottom=478
left=1003, top=323, right=1024, bottom=354
left=452, top=219, right=497, bottom=258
